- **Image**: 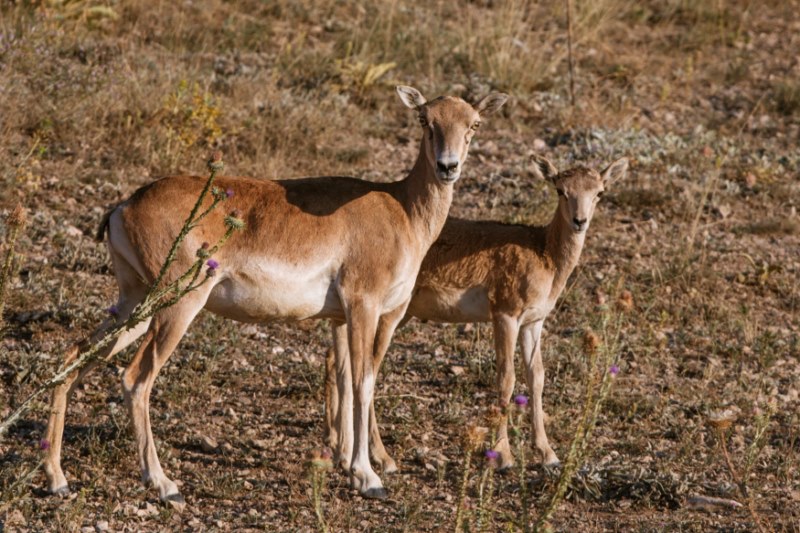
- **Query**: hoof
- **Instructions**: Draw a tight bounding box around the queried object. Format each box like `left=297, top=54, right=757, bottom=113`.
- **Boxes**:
left=496, top=463, right=514, bottom=474
left=543, top=462, right=562, bottom=478
left=362, top=487, right=389, bottom=500
left=382, top=460, right=398, bottom=475
left=51, top=485, right=71, bottom=498
left=162, top=492, right=186, bottom=512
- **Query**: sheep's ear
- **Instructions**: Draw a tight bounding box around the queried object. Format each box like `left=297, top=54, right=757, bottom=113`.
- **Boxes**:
left=530, top=154, right=558, bottom=184
left=474, top=92, right=509, bottom=115
left=396, top=86, right=427, bottom=109
left=601, top=158, right=629, bottom=186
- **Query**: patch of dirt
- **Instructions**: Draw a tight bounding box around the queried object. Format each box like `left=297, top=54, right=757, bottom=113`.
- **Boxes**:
left=1, top=1, right=799, bottom=531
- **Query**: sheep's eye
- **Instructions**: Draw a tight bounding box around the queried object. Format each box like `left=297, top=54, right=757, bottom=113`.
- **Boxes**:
left=471, top=122, right=481, bottom=131
left=556, top=189, right=565, bottom=197
left=597, top=191, right=604, bottom=199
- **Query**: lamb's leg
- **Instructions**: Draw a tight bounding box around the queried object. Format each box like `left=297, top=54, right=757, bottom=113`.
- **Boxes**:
left=492, top=313, right=520, bottom=470
left=520, top=321, right=559, bottom=466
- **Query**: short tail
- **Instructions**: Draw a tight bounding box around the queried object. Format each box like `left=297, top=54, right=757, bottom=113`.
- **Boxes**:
left=95, top=206, right=117, bottom=242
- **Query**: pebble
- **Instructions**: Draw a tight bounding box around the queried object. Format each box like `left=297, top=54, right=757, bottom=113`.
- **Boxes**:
left=251, top=439, right=270, bottom=450
left=200, top=435, right=219, bottom=453
left=449, top=365, right=466, bottom=376
left=66, top=225, right=84, bottom=237
left=136, top=502, right=158, bottom=517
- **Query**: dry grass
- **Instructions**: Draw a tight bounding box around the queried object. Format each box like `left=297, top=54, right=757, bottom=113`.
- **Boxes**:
left=1, top=0, right=800, bottom=531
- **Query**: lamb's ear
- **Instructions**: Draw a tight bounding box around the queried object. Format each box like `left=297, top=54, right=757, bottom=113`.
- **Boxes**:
left=601, top=157, right=629, bottom=186
left=474, top=92, right=509, bottom=115
left=530, top=154, right=558, bottom=184
left=396, top=86, right=427, bottom=109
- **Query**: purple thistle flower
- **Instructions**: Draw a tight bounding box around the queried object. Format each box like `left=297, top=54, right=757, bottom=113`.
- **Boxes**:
left=609, top=364, right=620, bottom=377
left=206, top=259, right=219, bottom=270
left=485, top=449, right=499, bottom=461
left=107, top=305, right=118, bottom=316
left=225, top=188, right=234, bottom=198
left=513, top=394, right=529, bottom=407
left=39, top=439, right=50, bottom=451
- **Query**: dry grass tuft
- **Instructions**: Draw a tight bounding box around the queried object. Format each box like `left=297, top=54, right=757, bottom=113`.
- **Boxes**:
left=1, top=0, right=798, bottom=531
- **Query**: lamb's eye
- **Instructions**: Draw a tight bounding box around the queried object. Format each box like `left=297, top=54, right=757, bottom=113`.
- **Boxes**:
left=556, top=189, right=565, bottom=197
left=418, top=116, right=429, bottom=128
left=471, top=122, right=481, bottom=131
left=597, top=191, right=604, bottom=199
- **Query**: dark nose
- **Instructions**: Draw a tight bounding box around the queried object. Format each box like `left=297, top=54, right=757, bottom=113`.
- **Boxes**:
left=573, top=217, right=587, bottom=227
left=437, top=160, right=458, bottom=173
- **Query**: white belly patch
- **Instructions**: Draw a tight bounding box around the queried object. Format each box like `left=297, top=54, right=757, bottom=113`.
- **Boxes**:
left=409, top=286, right=491, bottom=323
left=205, top=259, right=342, bottom=322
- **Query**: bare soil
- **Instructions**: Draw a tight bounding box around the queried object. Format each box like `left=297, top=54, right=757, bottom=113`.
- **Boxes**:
left=1, top=1, right=799, bottom=531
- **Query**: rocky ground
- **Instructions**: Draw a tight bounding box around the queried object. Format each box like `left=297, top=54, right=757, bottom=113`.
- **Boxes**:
left=1, top=1, right=799, bottom=531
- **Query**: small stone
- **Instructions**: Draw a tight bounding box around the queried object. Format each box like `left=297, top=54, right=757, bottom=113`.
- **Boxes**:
left=95, top=520, right=109, bottom=532
left=414, top=447, right=429, bottom=462
left=449, top=365, right=466, bottom=376
left=81, top=527, right=94, bottom=533
left=66, top=225, right=83, bottom=237
left=532, top=138, right=547, bottom=151
left=251, top=439, right=270, bottom=450
left=458, top=323, right=474, bottom=334
left=137, top=502, right=158, bottom=517
left=7, top=509, right=26, bottom=526
left=200, top=435, right=219, bottom=453
left=715, top=203, right=732, bottom=219
left=122, top=503, right=138, bottom=516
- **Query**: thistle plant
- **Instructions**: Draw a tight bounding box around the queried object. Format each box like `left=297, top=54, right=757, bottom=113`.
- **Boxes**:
left=305, top=447, right=334, bottom=533
left=455, top=423, right=488, bottom=532
left=709, top=402, right=773, bottom=533
left=533, top=287, right=630, bottom=532
left=475, top=404, right=505, bottom=532
left=0, top=151, right=244, bottom=437
left=509, top=395, right=532, bottom=532
left=0, top=202, right=26, bottom=335
left=476, top=449, right=499, bottom=531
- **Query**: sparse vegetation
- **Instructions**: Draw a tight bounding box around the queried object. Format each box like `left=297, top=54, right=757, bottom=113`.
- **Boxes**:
left=0, top=204, right=26, bottom=335
left=1, top=0, right=799, bottom=531
left=774, top=82, right=800, bottom=117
